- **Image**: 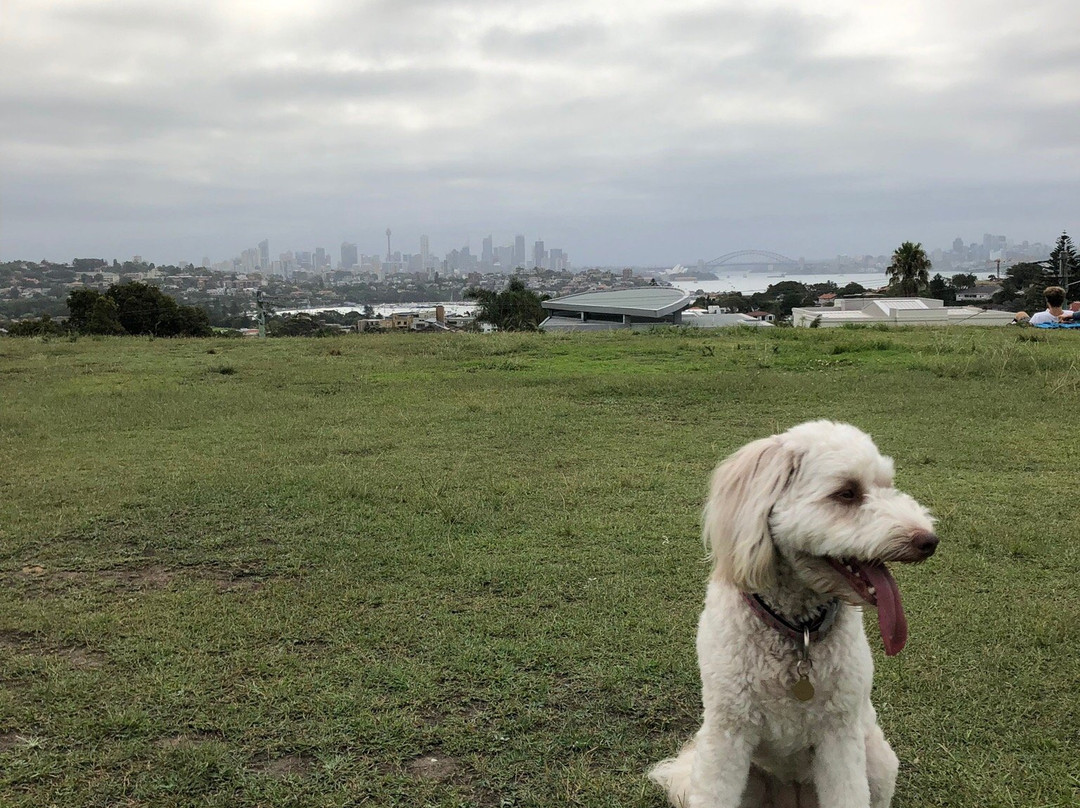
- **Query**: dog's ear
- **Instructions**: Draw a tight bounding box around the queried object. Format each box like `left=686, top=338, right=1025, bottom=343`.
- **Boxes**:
left=703, top=436, right=800, bottom=592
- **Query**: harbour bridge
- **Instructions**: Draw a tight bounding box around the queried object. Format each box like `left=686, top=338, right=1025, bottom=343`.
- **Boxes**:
left=703, top=250, right=800, bottom=269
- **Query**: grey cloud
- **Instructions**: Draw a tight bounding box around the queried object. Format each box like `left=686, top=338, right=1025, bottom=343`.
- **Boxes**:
left=54, top=1, right=215, bottom=38
left=2, top=0, right=1078, bottom=265
left=660, top=5, right=833, bottom=49
left=478, top=22, right=609, bottom=56
left=226, top=64, right=482, bottom=103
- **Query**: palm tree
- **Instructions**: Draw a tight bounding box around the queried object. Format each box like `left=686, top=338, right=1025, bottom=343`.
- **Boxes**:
left=887, top=242, right=931, bottom=296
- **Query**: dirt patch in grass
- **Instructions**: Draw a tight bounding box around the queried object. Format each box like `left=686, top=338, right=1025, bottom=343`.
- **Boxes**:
left=0, top=732, right=33, bottom=751
left=0, top=630, right=106, bottom=670
left=0, top=629, right=40, bottom=648
left=407, top=752, right=460, bottom=782
left=211, top=568, right=269, bottom=593
left=56, top=645, right=106, bottom=670
left=405, top=753, right=501, bottom=806
left=251, top=754, right=316, bottom=778
left=13, top=563, right=176, bottom=592
left=9, top=564, right=275, bottom=595
left=154, top=730, right=226, bottom=750
left=109, top=565, right=176, bottom=590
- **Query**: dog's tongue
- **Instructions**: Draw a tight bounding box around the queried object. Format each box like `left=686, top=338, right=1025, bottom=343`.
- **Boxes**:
left=863, top=562, right=908, bottom=656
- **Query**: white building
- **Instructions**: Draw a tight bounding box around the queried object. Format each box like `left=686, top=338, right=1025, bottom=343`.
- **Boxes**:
left=791, top=298, right=1014, bottom=327
left=956, top=285, right=998, bottom=303
left=682, top=308, right=773, bottom=328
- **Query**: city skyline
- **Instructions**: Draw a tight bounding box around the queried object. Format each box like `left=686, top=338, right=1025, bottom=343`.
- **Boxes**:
left=213, top=232, right=573, bottom=279
left=3, top=0, right=1078, bottom=265
left=147, top=228, right=1060, bottom=276
left=11, top=227, right=1061, bottom=276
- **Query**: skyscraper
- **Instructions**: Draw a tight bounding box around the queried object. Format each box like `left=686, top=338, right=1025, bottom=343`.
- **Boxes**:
left=340, top=241, right=358, bottom=269
left=421, top=235, right=431, bottom=279
left=481, top=235, right=493, bottom=272
left=258, top=239, right=269, bottom=271
left=514, top=235, right=526, bottom=268
left=533, top=240, right=545, bottom=269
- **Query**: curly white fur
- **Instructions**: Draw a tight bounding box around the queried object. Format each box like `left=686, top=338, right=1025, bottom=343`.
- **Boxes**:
left=649, top=421, right=937, bottom=808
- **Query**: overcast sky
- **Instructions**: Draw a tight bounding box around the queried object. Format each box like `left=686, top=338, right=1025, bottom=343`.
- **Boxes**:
left=3, top=0, right=1079, bottom=266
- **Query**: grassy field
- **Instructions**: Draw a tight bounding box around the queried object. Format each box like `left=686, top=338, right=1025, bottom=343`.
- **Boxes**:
left=0, top=326, right=1078, bottom=807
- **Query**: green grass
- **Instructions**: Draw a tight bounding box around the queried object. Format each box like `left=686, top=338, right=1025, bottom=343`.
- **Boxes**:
left=0, top=327, right=1078, bottom=807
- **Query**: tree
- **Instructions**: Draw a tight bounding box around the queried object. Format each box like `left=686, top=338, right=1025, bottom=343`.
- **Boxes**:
left=838, top=282, right=866, bottom=297
left=87, top=295, right=125, bottom=335
left=66, top=289, right=125, bottom=335
left=749, top=281, right=814, bottom=318
left=6, top=314, right=66, bottom=337
left=950, top=273, right=977, bottom=290
left=268, top=313, right=336, bottom=337
left=887, top=242, right=931, bottom=296
left=157, top=304, right=212, bottom=337
left=1049, top=231, right=1079, bottom=293
left=926, top=274, right=956, bottom=305
left=993, top=261, right=1054, bottom=307
left=106, top=281, right=211, bottom=337
left=67, top=289, right=106, bottom=333
left=692, top=293, right=750, bottom=313
left=465, top=278, right=548, bottom=331
left=67, top=283, right=210, bottom=336
left=72, top=258, right=107, bottom=273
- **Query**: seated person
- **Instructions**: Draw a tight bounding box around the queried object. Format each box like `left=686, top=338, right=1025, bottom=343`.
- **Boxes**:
left=1012, top=311, right=1030, bottom=325
left=1029, top=286, right=1075, bottom=325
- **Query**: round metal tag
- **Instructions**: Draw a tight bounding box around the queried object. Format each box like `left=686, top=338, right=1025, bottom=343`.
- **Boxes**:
left=791, top=677, right=815, bottom=701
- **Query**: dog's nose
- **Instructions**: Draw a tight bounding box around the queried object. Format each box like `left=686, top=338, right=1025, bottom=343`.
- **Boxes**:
left=910, top=530, right=939, bottom=559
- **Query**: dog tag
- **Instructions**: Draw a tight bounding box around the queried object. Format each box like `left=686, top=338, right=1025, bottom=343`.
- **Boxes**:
left=792, top=630, right=815, bottom=701
left=791, top=676, right=814, bottom=701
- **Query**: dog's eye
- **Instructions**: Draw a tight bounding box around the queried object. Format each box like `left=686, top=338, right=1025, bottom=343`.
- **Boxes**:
left=833, top=487, right=860, bottom=504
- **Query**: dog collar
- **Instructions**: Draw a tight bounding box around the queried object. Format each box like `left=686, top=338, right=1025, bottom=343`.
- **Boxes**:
left=743, top=593, right=841, bottom=702
left=742, top=593, right=841, bottom=645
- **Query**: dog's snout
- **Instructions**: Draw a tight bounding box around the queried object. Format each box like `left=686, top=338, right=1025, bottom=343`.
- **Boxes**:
left=910, top=530, right=939, bottom=559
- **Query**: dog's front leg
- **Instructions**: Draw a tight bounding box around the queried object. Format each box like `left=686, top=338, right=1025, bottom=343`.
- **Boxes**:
left=689, top=726, right=754, bottom=808
left=812, top=730, right=871, bottom=808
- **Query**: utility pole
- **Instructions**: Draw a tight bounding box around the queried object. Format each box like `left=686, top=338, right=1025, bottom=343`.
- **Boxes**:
left=256, top=290, right=266, bottom=338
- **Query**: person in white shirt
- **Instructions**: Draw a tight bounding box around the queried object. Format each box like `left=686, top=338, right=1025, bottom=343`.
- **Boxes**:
left=1028, top=286, right=1075, bottom=326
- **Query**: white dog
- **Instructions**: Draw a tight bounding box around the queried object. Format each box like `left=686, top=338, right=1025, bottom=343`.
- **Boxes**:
left=649, top=421, right=938, bottom=808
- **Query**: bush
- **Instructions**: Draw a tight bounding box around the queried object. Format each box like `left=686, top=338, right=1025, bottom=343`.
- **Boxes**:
left=5, top=315, right=67, bottom=337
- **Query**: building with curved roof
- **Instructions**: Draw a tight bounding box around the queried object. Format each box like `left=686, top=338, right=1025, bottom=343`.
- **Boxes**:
left=540, top=287, right=694, bottom=330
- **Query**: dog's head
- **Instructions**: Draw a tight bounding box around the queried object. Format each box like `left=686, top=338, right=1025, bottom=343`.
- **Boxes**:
left=703, top=420, right=937, bottom=654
